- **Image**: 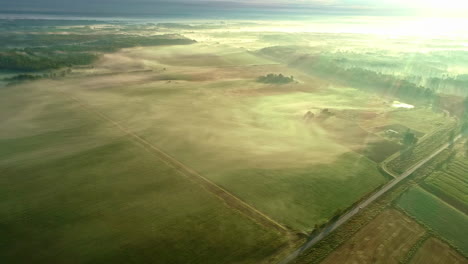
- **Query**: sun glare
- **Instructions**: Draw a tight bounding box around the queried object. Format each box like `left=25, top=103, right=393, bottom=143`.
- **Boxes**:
left=425, top=0, right=468, bottom=9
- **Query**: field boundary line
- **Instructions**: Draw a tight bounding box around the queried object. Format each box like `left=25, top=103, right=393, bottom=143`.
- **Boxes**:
left=278, top=133, right=462, bottom=264
left=58, top=90, right=290, bottom=235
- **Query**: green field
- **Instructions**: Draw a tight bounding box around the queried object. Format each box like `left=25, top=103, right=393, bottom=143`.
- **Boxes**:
left=396, top=186, right=468, bottom=256
left=0, top=86, right=286, bottom=264
left=213, top=152, right=385, bottom=231
left=35, top=45, right=398, bottom=231
left=1, top=17, right=468, bottom=264
left=423, top=156, right=468, bottom=213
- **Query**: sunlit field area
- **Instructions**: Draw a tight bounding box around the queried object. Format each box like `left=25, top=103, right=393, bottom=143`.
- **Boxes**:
left=1, top=11, right=467, bottom=264
left=0, top=84, right=288, bottom=264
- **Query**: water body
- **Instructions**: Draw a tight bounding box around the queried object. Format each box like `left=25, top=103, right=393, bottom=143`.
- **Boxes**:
left=392, top=101, right=415, bottom=109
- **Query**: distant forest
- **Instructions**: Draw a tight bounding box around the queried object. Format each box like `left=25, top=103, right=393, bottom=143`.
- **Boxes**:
left=0, top=33, right=195, bottom=72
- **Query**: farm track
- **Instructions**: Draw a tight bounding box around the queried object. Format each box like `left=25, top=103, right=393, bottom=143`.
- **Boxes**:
left=279, top=134, right=462, bottom=264
left=58, top=90, right=291, bottom=236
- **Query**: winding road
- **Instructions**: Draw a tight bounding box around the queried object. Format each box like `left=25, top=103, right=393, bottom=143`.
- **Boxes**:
left=279, top=134, right=462, bottom=264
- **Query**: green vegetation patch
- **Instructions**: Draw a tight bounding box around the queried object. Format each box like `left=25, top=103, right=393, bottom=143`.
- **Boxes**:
left=214, top=152, right=386, bottom=232
left=386, top=123, right=457, bottom=174
left=396, top=186, right=468, bottom=256
left=0, top=86, right=286, bottom=264
left=257, top=73, right=294, bottom=84
left=0, top=34, right=195, bottom=72
left=423, top=157, right=468, bottom=214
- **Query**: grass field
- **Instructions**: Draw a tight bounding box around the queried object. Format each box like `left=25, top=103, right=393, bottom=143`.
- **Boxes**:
left=1, top=19, right=467, bottom=264
left=411, top=238, right=468, bottom=264
left=396, top=186, right=468, bottom=256
left=0, top=85, right=287, bottom=264
left=320, top=209, right=426, bottom=264
left=31, top=45, right=401, bottom=231
left=423, top=156, right=468, bottom=213
left=15, top=44, right=450, bottom=233
left=214, top=152, right=386, bottom=231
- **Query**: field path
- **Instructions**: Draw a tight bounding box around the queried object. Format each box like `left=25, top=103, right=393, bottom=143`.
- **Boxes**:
left=279, top=134, right=462, bottom=264
left=58, top=90, right=290, bottom=235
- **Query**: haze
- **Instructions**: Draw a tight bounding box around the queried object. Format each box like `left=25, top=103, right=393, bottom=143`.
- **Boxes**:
left=0, top=1, right=467, bottom=264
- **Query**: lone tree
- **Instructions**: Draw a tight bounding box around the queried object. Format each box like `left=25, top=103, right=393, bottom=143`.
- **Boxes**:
left=402, top=129, right=418, bottom=147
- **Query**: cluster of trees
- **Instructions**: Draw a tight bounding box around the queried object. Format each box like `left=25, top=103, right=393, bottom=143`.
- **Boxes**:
left=402, top=130, right=418, bottom=147
left=0, top=51, right=97, bottom=71
left=303, top=109, right=335, bottom=122
left=257, top=73, right=294, bottom=84
left=3, top=74, right=43, bottom=82
left=293, top=57, right=436, bottom=105
left=426, top=77, right=468, bottom=97
left=3, top=69, right=72, bottom=83
left=0, top=34, right=196, bottom=72
left=300, top=58, right=467, bottom=120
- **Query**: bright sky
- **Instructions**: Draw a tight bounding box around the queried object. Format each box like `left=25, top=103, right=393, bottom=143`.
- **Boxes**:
left=1, top=0, right=468, bottom=17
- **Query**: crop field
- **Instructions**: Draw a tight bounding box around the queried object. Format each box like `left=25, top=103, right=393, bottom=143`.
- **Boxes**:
left=1, top=16, right=468, bottom=264
left=411, top=238, right=468, bottom=264
left=5, top=43, right=451, bottom=232
left=0, top=85, right=287, bottom=264
left=22, top=44, right=416, bottom=231
left=396, top=186, right=468, bottom=256
left=320, top=209, right=426, bottom=264
left=423, top=156, right=468, bottom=213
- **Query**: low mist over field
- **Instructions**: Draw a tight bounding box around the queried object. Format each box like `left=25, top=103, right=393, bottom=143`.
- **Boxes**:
left=1, top=1, right=467, bottom=264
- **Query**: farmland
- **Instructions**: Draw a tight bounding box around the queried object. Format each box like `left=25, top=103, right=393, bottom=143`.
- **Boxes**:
left=423, top=155, right=468, bottom=213
left=385, top=123, right=458, bottom=174
left=39, top=43, right=404, bottom=231
left=294, top=141, right=467, bottom=264
left=1, top=18, right=466, bottom=264
left=396, top=186, right=468, bottom=256
left=0, top=85, right=287, bottom=264
left=411, top=238, right=468, bottom=264
left=320, top=209, right=426, bottom=264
